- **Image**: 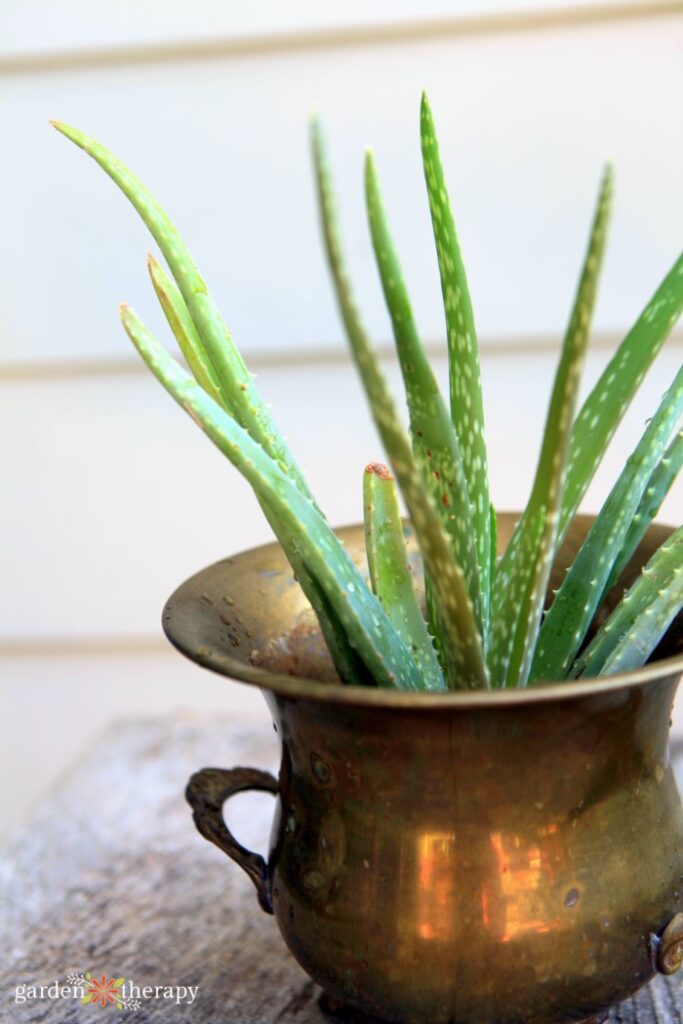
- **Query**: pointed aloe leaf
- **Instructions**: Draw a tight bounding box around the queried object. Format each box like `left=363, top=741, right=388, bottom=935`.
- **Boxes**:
left=489, top=503, right=498, bottom=596
left=120, top=305, right=424, bottom=692
left=145, top=259, right=363, bottom=685
left=54, top=123, right=364, bottom=685
left=275, top=534, right=368, bottom=687
left=572, top=526, right=683, bottom=678
left=52, top=121, right=312, bottom=499
left=420, top=92, right=491, bottom=621
left=560, top=251, right=683, bottom=540
left=603, top=429, right=683, bottom=598
left=531, top=365, right=683, bottom=682
left=363, top=463, right=445, bottom=692
left=364, top=149, right=483, bottom=636
left=147, top=254, right=222, bottom=405
left=489, top=165, right=613, bottom=688
left=311, top=118, right=487, bottom=690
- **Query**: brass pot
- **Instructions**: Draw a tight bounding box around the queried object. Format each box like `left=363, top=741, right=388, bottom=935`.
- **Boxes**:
left=167, top=514, right=683, bottom=1024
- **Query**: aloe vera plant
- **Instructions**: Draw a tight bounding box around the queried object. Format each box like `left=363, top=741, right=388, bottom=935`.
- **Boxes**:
left=52, top=98, right=683, bottom=692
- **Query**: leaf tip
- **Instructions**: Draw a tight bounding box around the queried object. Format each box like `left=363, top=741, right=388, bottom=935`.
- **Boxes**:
left=365, top=461, right=393, bottom=481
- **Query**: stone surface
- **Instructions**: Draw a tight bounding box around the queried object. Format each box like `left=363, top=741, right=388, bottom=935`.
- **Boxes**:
left=1, top=715, right=681, bottom=1023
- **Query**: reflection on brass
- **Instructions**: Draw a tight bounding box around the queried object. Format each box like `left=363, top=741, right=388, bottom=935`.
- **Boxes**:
left=174, top=515, right=683, bottom=1024
left=415, top=831, right=457, bottom=942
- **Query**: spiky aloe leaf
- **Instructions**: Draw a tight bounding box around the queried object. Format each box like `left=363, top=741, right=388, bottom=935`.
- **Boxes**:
left=420, top=93, right=491, bottom=623
left=603, top=429, right=683, bottom=598
left=147, top=259, right=366, bottom=687
left=363, top=463, right=445, bottom=692
left=530, top=365, right=683, bottom=682
left=489, top=165, right=613, bottom=688
left=489, top=503, right=498, bottom=595
left=277, top=543, right=368, bottom=687
left=560, top=252, right=683, bottom=540
left=311, top=119, right=487, bottom=689
left=51, top=121, right=312, bottom=498
left=364, top=150, right=483, bottom=637
left=55, top=121, right=373, bottom=685
left=120, top=305, right=425, bottom=692
left=572, top=525, right=683, bottom=678
left=147, top=254, right=222, bottom=405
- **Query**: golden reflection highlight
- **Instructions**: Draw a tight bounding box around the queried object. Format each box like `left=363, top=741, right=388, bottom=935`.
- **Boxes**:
left=415, top=831, right=457, bottom=941
left=486, top=828, right=562, bottom=943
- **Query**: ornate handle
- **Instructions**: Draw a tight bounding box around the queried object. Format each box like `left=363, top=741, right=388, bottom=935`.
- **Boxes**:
left=185, top=766, right=279, bottom=914
left=656, top=912, right=683, bottom=975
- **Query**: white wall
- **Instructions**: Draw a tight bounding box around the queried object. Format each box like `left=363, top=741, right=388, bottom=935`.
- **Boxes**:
left=1, top=0, right=681, bottom=834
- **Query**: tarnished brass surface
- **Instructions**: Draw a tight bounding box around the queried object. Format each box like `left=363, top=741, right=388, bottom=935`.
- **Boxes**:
left=169, top=515, right=683, bottom=1024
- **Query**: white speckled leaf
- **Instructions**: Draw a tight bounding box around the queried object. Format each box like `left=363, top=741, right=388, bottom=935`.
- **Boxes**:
left=560, top=253, right=683, bottom=540
left=364, top=150, right=483, bottom=637
left=311, top=119, right=488, bottom=689
left=489, top=166, right=613, bottom=688
left=531, top=365, right=683, bottom=683
left=420, top=93, right=491, bottom=628
left=573, top=526, right=683, bottom=678
left=363, top=466, right=445, bottom=691
left=53, top=121, right=313, bottom=500
left=121, top=306, right=424, bottom=692
left=603, top=430, right=683, bottom=599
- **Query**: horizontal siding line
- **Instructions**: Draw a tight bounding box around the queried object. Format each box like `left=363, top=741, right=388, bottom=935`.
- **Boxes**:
left=3, top=331, right=682, bottom=383
left=0, top=2, right=679, bottom=76
left=0, top=636, right=170, bottom=658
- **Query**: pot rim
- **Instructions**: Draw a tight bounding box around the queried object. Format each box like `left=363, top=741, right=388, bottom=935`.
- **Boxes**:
left=163, top=517, right=683, bottom=710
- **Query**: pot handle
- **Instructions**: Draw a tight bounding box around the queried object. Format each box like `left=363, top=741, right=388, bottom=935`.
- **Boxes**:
left=185, top=766, right=279, bottom=914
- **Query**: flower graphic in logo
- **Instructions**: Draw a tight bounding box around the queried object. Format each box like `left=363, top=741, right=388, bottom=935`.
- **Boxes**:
left=81, top=973, right=125, bottom=1009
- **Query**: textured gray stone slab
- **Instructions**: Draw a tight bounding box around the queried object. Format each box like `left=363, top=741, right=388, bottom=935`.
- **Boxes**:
left=0, top=715, right=681, bottom=1023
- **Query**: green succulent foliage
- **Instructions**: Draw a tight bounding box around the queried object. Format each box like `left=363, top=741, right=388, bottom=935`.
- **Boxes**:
left=146, top=213, right=371, bottom=684
left=601, top=429, right=683, bottom=600
left=364, top=149, right=482, bottom=642
left=531, top=365, right=683, bottom=683
left=420, top=94, right=492, bottom=633
left=571, top=525, right=683, bottom=678
left=488, top=164, right=613, bottom=688
left=311, top=119, right=488, bottom=690
left=363, top=464, right=445, bottom=692
left=54, top=100, right=683, bottom=693
left=559, top=254, right=683, bottom=541
left=121, top=305, right=423, bottom=692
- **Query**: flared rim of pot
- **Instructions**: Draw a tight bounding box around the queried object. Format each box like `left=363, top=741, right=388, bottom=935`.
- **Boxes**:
left=162, top=514, right=683, bottom=709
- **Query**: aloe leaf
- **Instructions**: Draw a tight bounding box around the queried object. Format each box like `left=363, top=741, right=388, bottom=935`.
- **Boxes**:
left=54, top=122, right=366, bottom=685
left=419, top=92, right=491, bottom=624
left=530, top=365, right=683, bottom=683
left=602, top=429, right=683, bottom=598
left=279, top=542, right=368, bottom=687
left=363, top=463, right=445, bottom=691
left=489, top=503, right=498, bottom=596
left=120, top=305, right=424, bottom=692
left=311, top=118, right=487, bottom=689
left=572, top=525, right=683, bottom=678
left=148, top=262, right=365, bottom=687
left=147, top=254, right=222, bottom=405
left=560, top=251, right=683, bottom=539
left=52, top=121, right=312, bottom=498
left=364, top=150, right=483, bottom=637
left=489, top=165, right=613, bottom=688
